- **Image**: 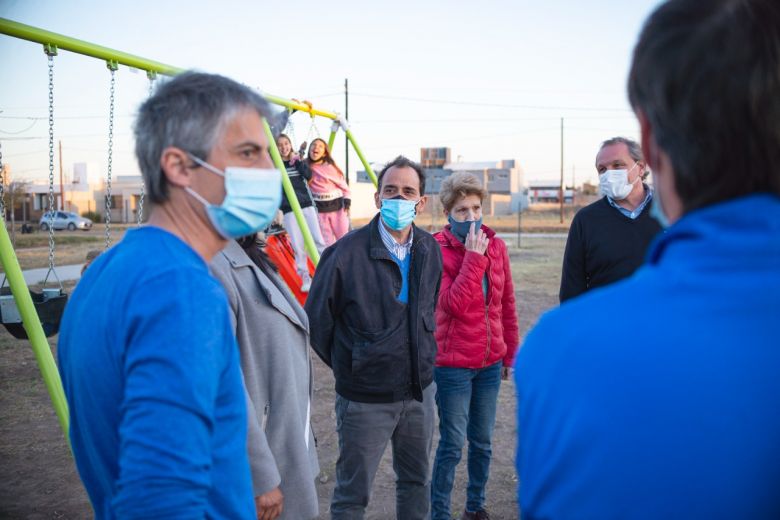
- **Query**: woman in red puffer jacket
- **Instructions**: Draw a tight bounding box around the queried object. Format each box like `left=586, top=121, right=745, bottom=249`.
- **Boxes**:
left=430, top=172, right=519, bottom=520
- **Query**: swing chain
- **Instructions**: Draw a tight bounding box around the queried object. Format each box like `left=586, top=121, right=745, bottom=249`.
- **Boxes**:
left=47, top=53, right=56, bottom=272
left=138, top=76, right=154, bottom=226
left=284, top=114, right=298, bottom=154
left=105, top=66, right=116, bottom=248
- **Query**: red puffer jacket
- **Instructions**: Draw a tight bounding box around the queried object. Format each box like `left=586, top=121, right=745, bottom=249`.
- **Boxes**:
left=433, top=225, right=520, bottom=369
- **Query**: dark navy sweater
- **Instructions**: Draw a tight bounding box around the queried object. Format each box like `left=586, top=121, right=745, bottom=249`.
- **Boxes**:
left=559, top=196, right=661, bottom=302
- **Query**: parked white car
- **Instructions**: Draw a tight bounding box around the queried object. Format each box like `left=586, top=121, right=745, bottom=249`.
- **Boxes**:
left=39, top=211, right=93, bottom=231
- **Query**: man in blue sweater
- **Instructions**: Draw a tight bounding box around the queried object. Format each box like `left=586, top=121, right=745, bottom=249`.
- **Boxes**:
left=516, top=0, right=780, bottom=518
left=57, top=72, right=283, bottom=518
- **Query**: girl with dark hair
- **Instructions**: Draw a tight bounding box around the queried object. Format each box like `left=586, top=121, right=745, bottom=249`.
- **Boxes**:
left=277, top=134, right=326, bottom=291
left=307, top=138, right=351, bottom=245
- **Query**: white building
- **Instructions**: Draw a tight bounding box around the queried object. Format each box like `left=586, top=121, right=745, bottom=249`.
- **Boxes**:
left=357, top=158, right=529, bottom=216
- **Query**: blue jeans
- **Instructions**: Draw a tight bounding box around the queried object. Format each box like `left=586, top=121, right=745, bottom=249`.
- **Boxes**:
left=430, top=362, right=502, bottom=519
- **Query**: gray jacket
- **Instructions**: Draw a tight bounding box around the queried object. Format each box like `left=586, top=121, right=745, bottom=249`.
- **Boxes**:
left=210, top=240, right=319, bottom=520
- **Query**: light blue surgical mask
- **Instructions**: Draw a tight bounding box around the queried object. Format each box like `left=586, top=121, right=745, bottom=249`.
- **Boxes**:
left=186, top=154, right=282, bottom=239
left=447, top=215, right=482, bottom=243
left=649, top=182, right=670, bottom=229
left=380, top=197, right=418, bottom=231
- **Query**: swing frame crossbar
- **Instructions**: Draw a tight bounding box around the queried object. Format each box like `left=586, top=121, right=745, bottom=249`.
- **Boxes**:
left=0, top=17, right=379, bottom=442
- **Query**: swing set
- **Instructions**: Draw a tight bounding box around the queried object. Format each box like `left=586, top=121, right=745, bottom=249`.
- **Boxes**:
left=0, top=17, right=380, bottom=441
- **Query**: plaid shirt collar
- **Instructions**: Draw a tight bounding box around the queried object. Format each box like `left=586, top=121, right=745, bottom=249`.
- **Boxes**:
left=378, top=217, right=414, bottom=261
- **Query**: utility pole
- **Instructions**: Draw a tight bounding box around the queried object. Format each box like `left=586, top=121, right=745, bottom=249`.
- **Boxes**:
left=58, top=140, right=65, bottom=211
left=344, top=78, right=349, bottom=184
left=559, top=117, right=564, bottom=224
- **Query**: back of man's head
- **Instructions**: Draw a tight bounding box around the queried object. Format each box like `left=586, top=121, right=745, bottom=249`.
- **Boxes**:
left=134, top=71, right=276, bottom=205
left=628, top=0, right=780, bottom=213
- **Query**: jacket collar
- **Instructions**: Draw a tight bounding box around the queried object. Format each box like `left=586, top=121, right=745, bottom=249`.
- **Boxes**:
left=646, top=193, right=780, bottom=267
left=219, top=240, right=308, bottom=331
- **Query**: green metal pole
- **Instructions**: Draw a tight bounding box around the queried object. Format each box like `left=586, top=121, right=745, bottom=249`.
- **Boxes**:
left=262, top=120, right=320, bottom=266
left=0, top=19, right=338, bottom=120
left=0, top=18, right=182, bottom=76
left=345, top=129, right=378, bottom=188
left=327, top=129, right=338, bottom=151
left=0, top=222, right=70, bottom=440
left=263, top=93, right=339, bottom=120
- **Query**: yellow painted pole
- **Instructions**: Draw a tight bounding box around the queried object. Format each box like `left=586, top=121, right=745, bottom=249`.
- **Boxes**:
left=263, top=120, right=320, bottom=266
left=0, top=222, right=70, bottom=440
left=0, top=18, right=181, bottom=76
left=345, top=129, right=378, bottom=188
left=262, top=93, right=338, bottom=120
left=0, top=19, right=339, bottom=121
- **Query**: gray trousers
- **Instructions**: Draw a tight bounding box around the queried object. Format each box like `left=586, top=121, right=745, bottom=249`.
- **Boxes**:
left=331, top=383, right=436, bottom=520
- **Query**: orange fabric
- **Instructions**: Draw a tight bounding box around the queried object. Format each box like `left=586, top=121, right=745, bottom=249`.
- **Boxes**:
left=264, top=233, right=315, bottom=306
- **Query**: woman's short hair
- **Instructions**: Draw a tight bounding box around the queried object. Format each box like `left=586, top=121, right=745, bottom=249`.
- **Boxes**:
left=439, top=172, right=487, bottom=212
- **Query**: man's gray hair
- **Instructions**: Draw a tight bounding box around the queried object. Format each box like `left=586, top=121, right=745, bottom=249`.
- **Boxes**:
left=598, top=136, right=649, bottom=179
left=134, top=71, right=283, bottom=204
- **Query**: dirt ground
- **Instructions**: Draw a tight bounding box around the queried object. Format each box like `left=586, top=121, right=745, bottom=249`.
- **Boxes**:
left=0, top=234, right=566, bottom=519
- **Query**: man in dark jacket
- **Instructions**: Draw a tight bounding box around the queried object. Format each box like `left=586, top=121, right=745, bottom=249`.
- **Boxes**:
left=559, top=136, right=661, bottom=302
left=305, top=155, right=442, bottom=519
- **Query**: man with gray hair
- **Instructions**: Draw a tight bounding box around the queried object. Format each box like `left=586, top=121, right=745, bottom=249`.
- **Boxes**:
left=559, top=136, right=661, bottom=302
left=57, top=71, right=282, bottom=519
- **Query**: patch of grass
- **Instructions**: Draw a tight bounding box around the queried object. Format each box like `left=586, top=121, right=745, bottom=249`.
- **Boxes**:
left=9, top=233, right=103, bottom=249
left=4, top=228, right=127, bottom=271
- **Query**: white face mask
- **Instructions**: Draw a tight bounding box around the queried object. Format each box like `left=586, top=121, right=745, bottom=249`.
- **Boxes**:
left=599, top=162, right=640, bottom=200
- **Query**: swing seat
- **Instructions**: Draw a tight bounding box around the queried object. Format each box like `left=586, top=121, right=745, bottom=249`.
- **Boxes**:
left=0, top=287, right=68, bottom=339
left=264, top=232, right=315, bottom=306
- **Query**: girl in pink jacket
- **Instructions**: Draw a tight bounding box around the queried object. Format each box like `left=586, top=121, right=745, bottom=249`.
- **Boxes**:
left=307, top=138, right=351, bottom=245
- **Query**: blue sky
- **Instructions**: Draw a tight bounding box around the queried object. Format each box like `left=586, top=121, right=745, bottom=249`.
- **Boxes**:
left=0, top=0, right=663, bottom=187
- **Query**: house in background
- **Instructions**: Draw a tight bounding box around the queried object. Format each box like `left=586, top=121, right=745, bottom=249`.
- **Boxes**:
left=14, top=163, right=147, bottom=224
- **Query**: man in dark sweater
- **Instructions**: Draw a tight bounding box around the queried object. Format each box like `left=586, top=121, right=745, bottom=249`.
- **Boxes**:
left=305, top=156, right=442, bottom=519
left=559, top=137, right=661, bottom=302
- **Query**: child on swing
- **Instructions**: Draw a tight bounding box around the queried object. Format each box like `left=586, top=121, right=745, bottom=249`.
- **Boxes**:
left=307, top=138, right=351, bottom=246
left=276, top=133, right=326, bottom=292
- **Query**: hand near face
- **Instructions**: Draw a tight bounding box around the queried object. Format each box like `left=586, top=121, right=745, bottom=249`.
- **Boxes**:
left=464, top=222, right=489, bottom=255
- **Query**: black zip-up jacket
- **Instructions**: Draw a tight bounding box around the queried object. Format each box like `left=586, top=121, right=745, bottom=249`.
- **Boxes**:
left=305, top=215, right=443, bottom=403
left=280, top=158, right=314, bottom=213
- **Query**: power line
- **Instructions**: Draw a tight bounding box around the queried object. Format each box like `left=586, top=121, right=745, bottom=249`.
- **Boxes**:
left=352, top=115, right=637, bottom=124
left=363, top=127, right=562, bottom=151
left=1, top=131, right=132, bottom=141
left=350, top=92, right=633, bottom=113
left=0, top=114, right=135, bottom=121
left=0, top=119, right=39, bottom=134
